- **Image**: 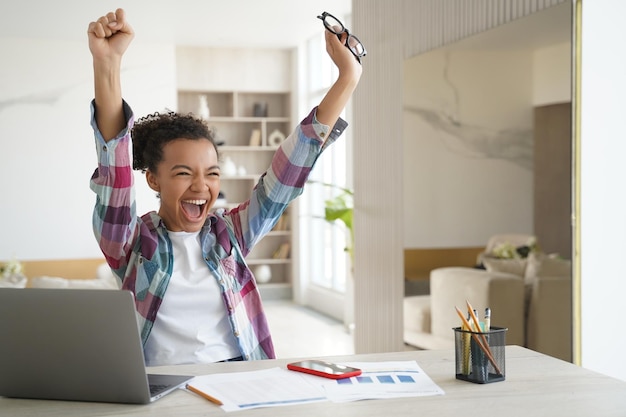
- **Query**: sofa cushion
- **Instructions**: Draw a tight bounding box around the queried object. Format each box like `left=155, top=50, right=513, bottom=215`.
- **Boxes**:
left=429, top=267, right=525, bottom=346
left=522, top=253, right=572, bottom=320
left=403, top=295, right=431, bottom=334
left=526, top=275, right=573, bottom=362
left=482, top=257, right=527, bottom=277
left=525, top=253, right=571, bottom=282
left=29, top=263, right=120, bottom=290
left=404, top=330, right=454, bottom=350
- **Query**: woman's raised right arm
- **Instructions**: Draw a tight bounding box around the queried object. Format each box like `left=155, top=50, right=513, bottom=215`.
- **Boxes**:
left=87, top=8, right=134, bottom=142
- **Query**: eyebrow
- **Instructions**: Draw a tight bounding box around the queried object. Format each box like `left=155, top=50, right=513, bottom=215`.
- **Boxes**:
left=170, top=164, right=191, bottom=171
left=170, top=164, right=220, bottom=171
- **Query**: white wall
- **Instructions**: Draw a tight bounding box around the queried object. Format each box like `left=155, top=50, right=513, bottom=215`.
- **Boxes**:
left=0, top=38, right=176, bottom=261
left=403, top=48, right=534, bottom=248
left=176, top=47, right=292, bottom=92
left=580, top=0, right=626, bottom=382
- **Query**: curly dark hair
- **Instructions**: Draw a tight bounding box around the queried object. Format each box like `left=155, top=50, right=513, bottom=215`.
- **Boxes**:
left=131, top=111, right=218, bottom=172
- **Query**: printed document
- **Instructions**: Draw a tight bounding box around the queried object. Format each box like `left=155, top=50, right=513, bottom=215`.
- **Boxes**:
left=187, top=360, right=444, bottom=412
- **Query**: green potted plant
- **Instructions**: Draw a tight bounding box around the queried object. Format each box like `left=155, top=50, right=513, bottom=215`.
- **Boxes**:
left=309, top=181, right=354, bottom=260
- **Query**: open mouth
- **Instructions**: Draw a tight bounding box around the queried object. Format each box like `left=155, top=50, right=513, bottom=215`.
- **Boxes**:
left=181, top=199, right=207, bottom=220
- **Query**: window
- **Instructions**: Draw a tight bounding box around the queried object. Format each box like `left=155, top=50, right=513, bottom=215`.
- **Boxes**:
left=298, top=21, right=353, bottom=319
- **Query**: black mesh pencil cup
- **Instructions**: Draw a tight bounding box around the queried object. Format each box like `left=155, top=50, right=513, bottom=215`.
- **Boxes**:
left=454, top=326, right=507, bottom=384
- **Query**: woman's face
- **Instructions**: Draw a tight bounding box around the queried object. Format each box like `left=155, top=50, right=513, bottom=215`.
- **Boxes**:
left=146, top=138, right=220, bottom=232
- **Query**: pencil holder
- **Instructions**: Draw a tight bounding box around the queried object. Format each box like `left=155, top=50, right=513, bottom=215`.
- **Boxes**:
left=453, top=326, right=507, bottom=384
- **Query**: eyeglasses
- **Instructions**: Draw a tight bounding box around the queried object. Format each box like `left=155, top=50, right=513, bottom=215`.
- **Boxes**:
left=317, top=11, right=367, bottom=64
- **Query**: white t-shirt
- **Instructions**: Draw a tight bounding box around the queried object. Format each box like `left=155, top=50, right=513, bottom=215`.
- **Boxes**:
left=143, top=230, right=240, bottom=365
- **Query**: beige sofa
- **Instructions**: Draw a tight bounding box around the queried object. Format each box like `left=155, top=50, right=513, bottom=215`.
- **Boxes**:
left=28, top=263, right=120, bottom=290
left=404, top=253, right=572, bottom=362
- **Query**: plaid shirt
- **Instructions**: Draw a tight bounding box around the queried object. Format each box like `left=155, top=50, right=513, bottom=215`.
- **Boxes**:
left=89, top=100, right=347, bottom=361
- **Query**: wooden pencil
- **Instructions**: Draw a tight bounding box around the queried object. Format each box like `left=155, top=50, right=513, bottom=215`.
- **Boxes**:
left=466, top=300, right=492, bottom=349
left=186, top=384, right=223, bottom=406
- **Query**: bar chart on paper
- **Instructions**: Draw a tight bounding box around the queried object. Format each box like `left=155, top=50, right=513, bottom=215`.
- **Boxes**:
left=322, top=361, right=445, bottom=402
left=337, top=373, right=418, bottom=385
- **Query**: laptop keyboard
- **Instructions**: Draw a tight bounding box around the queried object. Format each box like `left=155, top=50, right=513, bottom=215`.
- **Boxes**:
left=149, top=384, right=169, bottom=396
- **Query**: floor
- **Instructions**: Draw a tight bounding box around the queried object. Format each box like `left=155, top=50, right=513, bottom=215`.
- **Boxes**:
left=264, top=299, right=418, bottom=359
left=263, top=300, right=354, bottom=359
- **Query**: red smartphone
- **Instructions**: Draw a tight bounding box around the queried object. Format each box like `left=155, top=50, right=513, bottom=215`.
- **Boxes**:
left=287, top=359, right=361, bottom=379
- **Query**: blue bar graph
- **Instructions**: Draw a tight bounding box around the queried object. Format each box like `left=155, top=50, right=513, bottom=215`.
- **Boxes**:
left=376, top=375, right=394, bottom=384
left=336, top=373, right=419, bottom=385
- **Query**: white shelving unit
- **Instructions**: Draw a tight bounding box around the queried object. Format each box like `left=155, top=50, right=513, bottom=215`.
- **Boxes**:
left=177, top=89, right=294, bottom=298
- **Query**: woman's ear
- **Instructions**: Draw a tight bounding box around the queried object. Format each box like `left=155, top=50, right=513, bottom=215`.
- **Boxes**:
left=145, top=170, right=160, bottom=192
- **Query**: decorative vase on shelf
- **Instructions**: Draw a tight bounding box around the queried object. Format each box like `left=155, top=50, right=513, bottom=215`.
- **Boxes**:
left=253, top=102, right=268, bottom=117
left=268, top=129, right=286, bottom=147
left=222, top=156, right=237, bottom=177
left=198, top=95, right=210, bottom=120
left=254, top=264, right=272, bottom=284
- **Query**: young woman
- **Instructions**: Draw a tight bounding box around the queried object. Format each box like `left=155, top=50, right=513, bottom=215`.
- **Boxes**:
left=87, top=8, right=362, bottom=365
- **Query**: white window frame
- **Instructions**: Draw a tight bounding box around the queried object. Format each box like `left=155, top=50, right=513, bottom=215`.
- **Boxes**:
left=296, top=20, right=354, bottom=325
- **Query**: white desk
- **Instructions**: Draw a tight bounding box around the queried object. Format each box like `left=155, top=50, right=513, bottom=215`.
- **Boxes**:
left=2, top=346, right=625, bottom=416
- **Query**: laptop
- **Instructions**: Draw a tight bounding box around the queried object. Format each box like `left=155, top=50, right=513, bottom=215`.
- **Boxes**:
left=0, top=288, right=193, bottom=404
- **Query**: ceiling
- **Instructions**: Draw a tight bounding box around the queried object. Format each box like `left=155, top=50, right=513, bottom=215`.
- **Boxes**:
left=2, top=0, right=351, bottom=48
left=2, top=1, right=570, bottom=50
